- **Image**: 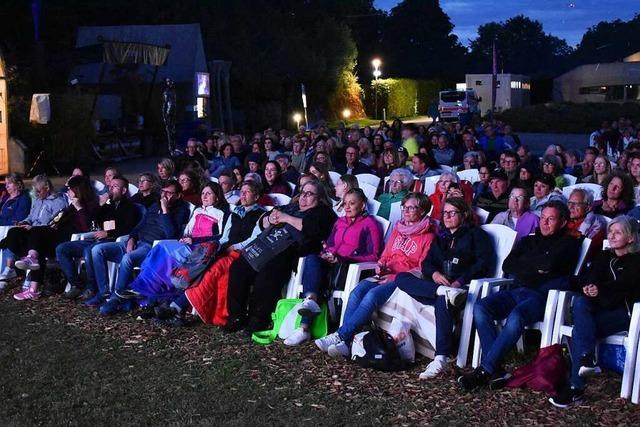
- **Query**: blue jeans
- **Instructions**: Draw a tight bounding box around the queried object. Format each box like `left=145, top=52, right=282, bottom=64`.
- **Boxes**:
left=570, top=296, right=631, bottom=389
left=300, top=254, right=333, bottom=325
left=55, top=240, right=99, bottom=291
left=337, top=278, right=398, bottom=342
left=91, top=240, right=152, bottom=297
left=395, top=272, right=454, bottom=357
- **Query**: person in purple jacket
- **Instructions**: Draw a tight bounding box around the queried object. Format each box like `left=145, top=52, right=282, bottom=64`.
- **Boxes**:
left=491, top=186, right=539, bottom=241
left=284, top=188, right=383, bottom=346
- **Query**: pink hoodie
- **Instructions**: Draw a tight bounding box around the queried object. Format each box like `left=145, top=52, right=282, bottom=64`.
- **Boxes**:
left=324, top=214, right=383, bottom=263
left=378, top=220, right=437, bottom=280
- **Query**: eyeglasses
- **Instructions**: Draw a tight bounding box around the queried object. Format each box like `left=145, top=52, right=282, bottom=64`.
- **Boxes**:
left=442, top=210, right=461, bottom=218
left=389, top=179, right=403, bottom=185
left=300, top=191, right=317, bottom=198
left=179, top=177, right=191, bottom=182
left=138, top=179, right=150, bottom=183
left=567, top=201, right=587, bottom=207
left=401, top=205, right=421, bottom=212
left=509, top=195, right=526, bottom=201
left=161, top=190, right=177, bottom=195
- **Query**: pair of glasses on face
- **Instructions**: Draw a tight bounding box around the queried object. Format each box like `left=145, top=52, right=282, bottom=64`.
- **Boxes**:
left=401, top=205, right=421, bottom=212
left=509, top=195, right=526, bottom=201
left=442, top=210, right=461, bottom=218
left=300, top=191, right=317, bottom=198
left=161, top=190, right=176, bottom=196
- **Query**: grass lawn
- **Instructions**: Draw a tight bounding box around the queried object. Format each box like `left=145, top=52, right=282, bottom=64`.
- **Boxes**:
left=1, top=289, right=638, bottom=425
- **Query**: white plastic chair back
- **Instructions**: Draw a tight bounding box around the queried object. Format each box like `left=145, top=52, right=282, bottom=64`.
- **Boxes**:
left=479, top=224, right=518, bottom=278
left=439, top=165, right=453, bottom=173
left=209, top=176, right=219, bottom=183
left=373, top=215, right=390, bottom=238
left=457, top=168, right=480, bottom=184
left=187, top=202, right=196, bottom=215
left=423, top=175, right=440, bottom=196
left=356, top=173, right=381, bottom=189
left=603, top=216, right=613, bottom=224
left=474, top=207, right=490, bottom=225
left=574, top=237, right=592, bottom=275
left=367, top=199, right=381, bottom=216
left=128, top=183, right=139, bottom=196
left=287, top=181, right=296, bottom=193
left=388, top=201, right=402, bottom=229
left=267, top=193, right=292, bottom=207
left=328, top=171, right=341, bottom=186
left=360, top=182, right=377, bottom=201
left=562, top=183, right=603, bottom=201
left=93, top=180, right=106, bottom=193
left=562, top=174, right=577, bottom=186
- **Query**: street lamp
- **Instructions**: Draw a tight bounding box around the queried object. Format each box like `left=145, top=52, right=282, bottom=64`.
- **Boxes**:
left=372, top=58, right=382, bottom=119
left=342, top=108, right=351, bottom=124
left=293, top=112, right=302, bottom=130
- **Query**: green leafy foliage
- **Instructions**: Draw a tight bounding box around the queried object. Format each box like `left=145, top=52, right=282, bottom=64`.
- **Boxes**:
left=365, top=78, right=441, bottom=118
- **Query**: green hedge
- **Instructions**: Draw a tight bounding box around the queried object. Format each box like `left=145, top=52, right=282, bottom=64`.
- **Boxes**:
left=365, top=78, right=441, bottom=119
left=498, top=102, right=640, bottom=133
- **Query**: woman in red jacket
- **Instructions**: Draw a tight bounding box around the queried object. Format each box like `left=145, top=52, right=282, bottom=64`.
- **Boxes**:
left=314, top=192, right=437, bottom=355
left=284, top=188, right=383, bottom=346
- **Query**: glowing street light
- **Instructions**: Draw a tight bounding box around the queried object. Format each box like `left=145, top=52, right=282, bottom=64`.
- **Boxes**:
left=293, top=112, right=302, bottom=130
left=372, top=58, right=383, bottom=119
left=372, top=58, right=381, bottom=70
left=342, top=108, right=351, bottom=122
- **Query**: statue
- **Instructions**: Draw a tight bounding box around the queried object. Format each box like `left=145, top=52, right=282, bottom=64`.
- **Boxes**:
left=161, top=77, right=177, bottom=154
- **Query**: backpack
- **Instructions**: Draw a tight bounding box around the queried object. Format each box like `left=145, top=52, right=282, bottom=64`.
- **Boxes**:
left=351, top=325, right=407, bottom=372
left=506, top=344, right=568, bottom=397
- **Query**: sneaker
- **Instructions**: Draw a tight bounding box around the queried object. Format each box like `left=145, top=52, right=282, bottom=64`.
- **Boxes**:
left=297, top=298, right=321, bottom=317
left=419, top=357, right=449, bottom=380
left=488, top=369, right=512, bottom=390
left=137, top=305, right=156, bottom=320
left=549, top=384, right=584, bottom=408
left=13, top=289, right=40, bottom=301
left=222, top=317, right=247, bottom=334
left=458, top=367, right=491, bottom=391
left=63, top=286, right=84, bottom=300
left=314, top=332, right=342, bottom=352
left=154, top=315, right=185, bottom=328
left=0, top=266, right=17, bottom=280
left=15, top=256, right=40, bottom=271
left=443, top=287, right=467, bottom=308
left=0, top=281, right=7, bottom=291
left=115, top=289, right=140, bottom=300
left=79, top=289, right=95, bottom=301
left=154, top=305, right=178, bottom=320
left=283, top=328, right=310, bottom=346
left=84, top=293, right=107, bottom=307
left=99, top=298, right=121, bottom=316
left=578, top=353, right=602, bottom=377
left=327, top=341, right=350, bottom=358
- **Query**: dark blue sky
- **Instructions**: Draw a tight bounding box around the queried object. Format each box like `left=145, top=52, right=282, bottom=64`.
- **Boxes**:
left=374, top=0, right=639, bottom=47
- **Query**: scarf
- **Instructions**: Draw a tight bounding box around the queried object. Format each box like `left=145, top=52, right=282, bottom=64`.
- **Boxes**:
left=395, top=214, right=433, bottom=236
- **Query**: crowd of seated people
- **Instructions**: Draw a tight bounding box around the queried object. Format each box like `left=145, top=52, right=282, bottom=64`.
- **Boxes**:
left=1, top=116, right=640, bottom=408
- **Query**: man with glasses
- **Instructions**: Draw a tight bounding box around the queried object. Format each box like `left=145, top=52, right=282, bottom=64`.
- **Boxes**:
left=476, top=169, right=510, bottom=223
left=218, top=171, right=240, bottom=206
left=459, top=201, right=581, bottom=392
left=335, top=145, right=371, bottom=175
left=565, top=188, right=607, bottom=252
left=130, top=173, right=160, bottom=208
left=500, top=150, right=520, bottom=185
left=175, top=138, right=207, bottom=173
left=491, top=187, right=539, bottom=241
left=57, top=176, right=141, bottom=301
left=93, top=181, right=190, bottom=315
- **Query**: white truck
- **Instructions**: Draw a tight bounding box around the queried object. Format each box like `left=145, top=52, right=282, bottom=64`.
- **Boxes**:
left=438, top=89, right=480, bottom=121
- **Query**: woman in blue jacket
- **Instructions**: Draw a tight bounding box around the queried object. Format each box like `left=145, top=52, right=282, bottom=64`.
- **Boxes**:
left=0, top=173, right=31, bottom=226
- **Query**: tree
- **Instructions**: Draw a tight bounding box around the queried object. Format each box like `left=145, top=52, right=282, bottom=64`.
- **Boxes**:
left=467, top=15, right=572, bottom=79
left=380, top=0, right=466, bottom=80
left=571, top=15, right=640, bottom=65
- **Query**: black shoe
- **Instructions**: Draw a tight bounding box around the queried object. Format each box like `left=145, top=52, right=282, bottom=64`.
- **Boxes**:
left=458, top=367, right=491, bottom=391
left=223, top=317, right=247, bottom=333
left=244, top=318, right=271, bottom=335
left=79, top=288, right=95, bottom=301
left=154, top=315, right=185, bottom=328
left=137, top=305, right=156, bottom=320
left=115, top=289, right=140, bottom=300
left=549, top=384, right=584, bottom=408
left=578, top=353, right=602, bottom=377
left=155, top=305, right=178, bottom=320
left=63, top=286, right=84, bottom=300
left=488, top=368, right=512, bottom=390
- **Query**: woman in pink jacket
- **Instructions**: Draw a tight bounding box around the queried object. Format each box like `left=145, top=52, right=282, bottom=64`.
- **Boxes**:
left=315, top=192, right=437, bottom=357
left=284, top=188, right=383, bottom=346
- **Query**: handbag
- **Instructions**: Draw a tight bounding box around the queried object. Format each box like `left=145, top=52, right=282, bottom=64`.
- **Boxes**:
left=506, top=344, right=568, bottom=397
left=170, top=241, right=219, bottom=290
left=242, top=223, right=302, bottom=272
left=251, top=298, right=329, bottom=345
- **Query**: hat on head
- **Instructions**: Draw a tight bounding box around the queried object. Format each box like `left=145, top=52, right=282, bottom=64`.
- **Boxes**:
left=535, top=173, right=556, bottom=188
left=397, top=147, right=409, bottom=156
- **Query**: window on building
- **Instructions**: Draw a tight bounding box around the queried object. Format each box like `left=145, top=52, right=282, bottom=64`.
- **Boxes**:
left=579, top=86, right=607, bottom=95
left=475, top=80, right=483, bottom=86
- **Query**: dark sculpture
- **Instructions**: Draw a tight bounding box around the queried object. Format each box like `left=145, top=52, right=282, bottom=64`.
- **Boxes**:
left=162, top=77, right=177, bottom=154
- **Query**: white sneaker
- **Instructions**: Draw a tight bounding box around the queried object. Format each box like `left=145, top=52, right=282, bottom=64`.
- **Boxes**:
left=314, top=332, right=342, bottom=352
left=297, top=298, right=321, bottom=317
left=0, top=266, right=17, bottom=280
left=442, top=287, right=467, bottom=308
left=283, top=328, right=310, bottom=346
left=419, top=357, right=449, bottom=380
left=15, top=256, right=40, bottom=271
left=328, top=341, right=350, bottom=358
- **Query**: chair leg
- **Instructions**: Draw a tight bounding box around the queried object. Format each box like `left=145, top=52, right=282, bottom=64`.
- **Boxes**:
left=620, top=305, right=640, bottom=399
left=457, top=280, right=481, bottom=368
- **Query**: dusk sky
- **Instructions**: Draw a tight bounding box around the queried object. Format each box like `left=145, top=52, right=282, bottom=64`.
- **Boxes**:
left=374, top=0, right=640, bottom=47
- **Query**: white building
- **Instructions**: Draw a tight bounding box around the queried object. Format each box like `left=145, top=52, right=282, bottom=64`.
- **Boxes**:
left=553, top=52, right=640, bottom=103
left=464, top=74, right=531, bottom=116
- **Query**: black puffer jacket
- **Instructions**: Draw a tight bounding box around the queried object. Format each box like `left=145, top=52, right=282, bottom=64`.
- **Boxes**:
left=583, top=250, right=640, bottom=310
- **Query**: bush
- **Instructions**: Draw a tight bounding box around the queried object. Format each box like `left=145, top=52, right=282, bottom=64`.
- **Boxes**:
left=365, top=78, right=441, bottom=118
left=498, top=102, right=640, bottom=133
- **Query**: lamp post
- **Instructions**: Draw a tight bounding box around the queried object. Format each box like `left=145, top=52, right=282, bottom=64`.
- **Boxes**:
left=372, top=58, right=382, bottom=119
left=293, top=113, right=302, bottom=131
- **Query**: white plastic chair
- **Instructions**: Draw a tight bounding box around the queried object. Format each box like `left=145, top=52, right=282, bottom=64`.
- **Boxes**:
left=356, top=173, right=381, bottom=190
left=474, top=207, right=490, bottom=225
left=471, top=237, right=591, bottom=368
left=439, top=165, right=453, bottom=173
left=367, top=199, right=381, bottom=216
left=209, top=176, right=219, bottom=183
left=373, top=224, right=516, bottom=364
left=423, top=175, right=440, bottom=196
left=267, top=193, right=292, bottom=207
left=92, top=180, right=106, bottom=194
left=328, top=171, right=341, bottom=186
left=360, top=182, right=377, bottom=202
left=457, top=169, right=480, bottom=184
left=554, top=296, right=639, bottom=401
left=562, top=174, right=577, bottom=186
left=286, top=181, right=296, bottom=193
left=562, top=183, right=603, bottom=201
left=128, top=183, right=139, bottom=196
left=388, top=201, right=402, bottom=230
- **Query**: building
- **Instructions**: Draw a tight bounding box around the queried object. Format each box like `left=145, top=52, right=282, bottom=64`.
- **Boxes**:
left=553, top=52, right=640, bottom=103
left=464, top=74, right=531, bottom=116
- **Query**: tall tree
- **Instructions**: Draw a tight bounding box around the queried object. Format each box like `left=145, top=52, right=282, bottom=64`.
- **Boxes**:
left=381, top=0, right=466, bottom=79
left=467, top=15, right=572, bottom=79
left=571, top=14, right=640, bottom=65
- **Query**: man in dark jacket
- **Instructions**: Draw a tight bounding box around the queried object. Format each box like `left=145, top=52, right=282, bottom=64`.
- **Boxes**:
left=459, top=200, right=581, bottom=391
left=334, top=145, right=372, bottom=175
left=57, top=176, right=141, bottom=301
left=92, top=180, right=190, bottom=314
left=476, top=169, right=510, bottom=223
